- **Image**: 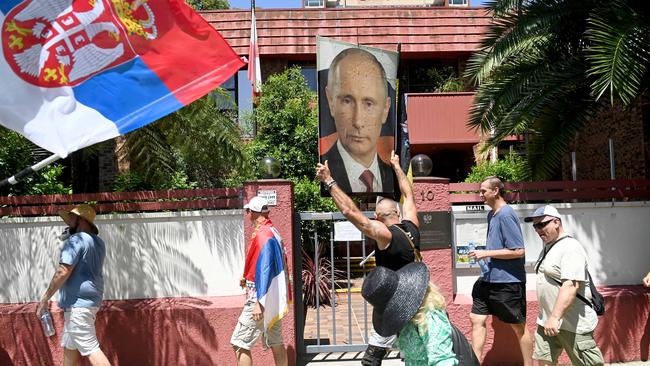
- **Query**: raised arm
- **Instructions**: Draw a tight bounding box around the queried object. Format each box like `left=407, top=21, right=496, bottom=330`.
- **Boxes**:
left=316, top=161, right=392, bottom=247
left=390, top=151, right=418, bottom=227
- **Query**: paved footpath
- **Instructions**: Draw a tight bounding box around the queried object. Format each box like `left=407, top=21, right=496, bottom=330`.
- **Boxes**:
left=303, top=351, right=650, bottom=365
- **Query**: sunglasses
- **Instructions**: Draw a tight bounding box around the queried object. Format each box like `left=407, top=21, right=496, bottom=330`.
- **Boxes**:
left=533, top=219, right=556, bottom=230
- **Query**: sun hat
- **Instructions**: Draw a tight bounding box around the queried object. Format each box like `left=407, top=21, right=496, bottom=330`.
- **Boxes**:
left=361, top=262, right=430, bottom=337
left=524, top=205, right=561, bottom=222
left=57, top=204, right=98, bottom=234
left=243, top=196, right=269, bottom=213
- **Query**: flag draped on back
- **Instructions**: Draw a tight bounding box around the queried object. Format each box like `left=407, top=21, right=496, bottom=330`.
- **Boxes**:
left=248, top=3, right=261, bottom=97
left=0, top=0, right=245, bottom=158
left=243, top=218, right=289, bottom=330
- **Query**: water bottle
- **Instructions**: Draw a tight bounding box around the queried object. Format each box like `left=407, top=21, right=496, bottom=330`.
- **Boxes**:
left=40, top=310, right=55, bottom=337
left=467, top=243, right=477, bottom=265
left=478, top=257, right=490, bottom=277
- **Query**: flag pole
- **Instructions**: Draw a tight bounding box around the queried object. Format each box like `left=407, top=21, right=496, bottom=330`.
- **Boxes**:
left=0, top=154, right=61, bottom=189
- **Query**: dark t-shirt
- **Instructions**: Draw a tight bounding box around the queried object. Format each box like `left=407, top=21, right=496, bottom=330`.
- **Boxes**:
left=376, top=220, right=420, bottom=271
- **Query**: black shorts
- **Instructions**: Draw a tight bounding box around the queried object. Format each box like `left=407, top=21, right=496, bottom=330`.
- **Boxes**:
left=471, top=280, right=526, bottom=324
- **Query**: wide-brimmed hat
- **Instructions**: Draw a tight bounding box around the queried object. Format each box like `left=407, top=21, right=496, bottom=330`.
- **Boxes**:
left=58, top=204, right=98, bottom=234
left=361, top=262, right=429, bottom=337
left=524, top=205, right=561, bottom=222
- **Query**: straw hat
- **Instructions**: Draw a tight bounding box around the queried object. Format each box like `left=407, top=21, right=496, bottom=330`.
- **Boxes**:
left=58, top=204, right=98, bottom=235
left=361, top=262, right=429, bottom=337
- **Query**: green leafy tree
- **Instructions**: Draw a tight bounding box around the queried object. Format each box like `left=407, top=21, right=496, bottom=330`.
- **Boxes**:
left=185, top=0, right=229, bottom=10
left=0, top=127, right=71, bottom=196
left=464, top=0, right=649, bottom=180
left=246, top=67, right=336, bottom=212
left=464, top=153, right=530, bottom=184
left=118, top=90, right=249, bottom=190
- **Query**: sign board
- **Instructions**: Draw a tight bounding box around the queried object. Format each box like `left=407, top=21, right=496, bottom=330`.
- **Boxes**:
left=417, top=211, right=452, bottom=250
left=256, top=190, right=277, bottom=206
left=334, top=221, right=363, bottom=242
left=465, top=205, right=486, bottom=212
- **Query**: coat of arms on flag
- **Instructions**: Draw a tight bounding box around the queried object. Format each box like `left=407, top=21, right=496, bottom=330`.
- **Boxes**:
left=0, top=0, right=245, bottom=158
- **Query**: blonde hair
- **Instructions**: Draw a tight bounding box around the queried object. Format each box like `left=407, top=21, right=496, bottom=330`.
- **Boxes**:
left=411, top=283, right=446, bottom=333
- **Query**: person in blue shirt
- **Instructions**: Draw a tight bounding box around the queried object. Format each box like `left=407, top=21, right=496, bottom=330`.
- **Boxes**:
left=467, top=176, right=533, bottom=366
left=37, top=204, right=111, bottom=366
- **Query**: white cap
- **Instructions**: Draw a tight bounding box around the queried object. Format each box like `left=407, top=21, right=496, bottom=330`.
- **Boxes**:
left=524, top=205, right=561, bottom=222
left=243, top=196, right=269, bottom=213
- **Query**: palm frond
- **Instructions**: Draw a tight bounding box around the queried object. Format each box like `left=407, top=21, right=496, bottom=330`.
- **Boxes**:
left=586, top=0, right=650, bottom=104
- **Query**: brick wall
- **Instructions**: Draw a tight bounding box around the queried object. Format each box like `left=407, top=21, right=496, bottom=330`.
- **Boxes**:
left=562, top=102, right=646, bottom=180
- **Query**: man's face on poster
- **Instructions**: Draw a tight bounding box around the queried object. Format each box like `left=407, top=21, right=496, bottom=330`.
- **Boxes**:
left=326, top=53, right=391, bottom=167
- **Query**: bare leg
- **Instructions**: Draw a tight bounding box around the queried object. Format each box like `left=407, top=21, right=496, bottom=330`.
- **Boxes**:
left=469, top=313, right=488, bottom=360
left=271, top=344, right=288, bottom=366
left=86, top=349, right=111, bottom=366
left=537, top=361, right=556, bottom=366
left=63, top=348, right=80, bottom=366
left=235, top=347, right=253, bottom=366
left=510, top=323, right=534, bottom=366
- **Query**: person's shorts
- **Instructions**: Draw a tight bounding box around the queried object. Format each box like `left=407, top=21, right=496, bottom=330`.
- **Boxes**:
left=230, top=300, right=284, bottom=351
left=61, top=307, right=101, bottom=356
left=471, top=280, right=526, bottom=324
left=533, top=326, right=604, bottom=366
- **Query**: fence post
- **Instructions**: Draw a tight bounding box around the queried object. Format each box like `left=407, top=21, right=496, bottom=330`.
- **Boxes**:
left=412, top=177, right=454, bottom=301
left=243, top=179, right=296, bottom=365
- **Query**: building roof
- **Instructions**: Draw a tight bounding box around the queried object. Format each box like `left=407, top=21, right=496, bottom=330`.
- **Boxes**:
left=202, top=7, right=491, bottom=57
left=407, top=92, right=479, bottom=144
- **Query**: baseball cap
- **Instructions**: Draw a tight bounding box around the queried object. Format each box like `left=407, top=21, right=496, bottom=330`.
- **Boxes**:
left=524, top=205, right=561, bottom=222
left=243, top=196, right=269, bottom=213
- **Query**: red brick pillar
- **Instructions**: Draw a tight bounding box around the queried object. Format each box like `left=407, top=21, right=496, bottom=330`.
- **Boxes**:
left=243, top=179, right=296, bottom=365
left=412, top=177, right=453, bottom=302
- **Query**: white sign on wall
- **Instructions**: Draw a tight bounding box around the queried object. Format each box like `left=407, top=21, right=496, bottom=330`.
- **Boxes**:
left=334, top=221, right=363, bottom=241
left=257, top=190, right=277, bottom=205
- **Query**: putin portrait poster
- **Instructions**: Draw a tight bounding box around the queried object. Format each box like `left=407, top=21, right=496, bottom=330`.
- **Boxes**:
left=317, top=36, right=399, bottom=197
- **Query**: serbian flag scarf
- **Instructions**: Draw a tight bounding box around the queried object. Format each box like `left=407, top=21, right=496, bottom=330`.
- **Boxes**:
left=243, top=218, right=289, bottom=330
left=0, top=0, right=245, bottom=157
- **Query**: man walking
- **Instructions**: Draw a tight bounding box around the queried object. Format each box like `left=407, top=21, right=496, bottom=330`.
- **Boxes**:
left=231, top=196, right=289, bottom=366
left=525, top=205, right=604, bottom=366
left=36, top=204, right=111, bottom=366
left=468, top=176, right=533, bottom=365
left=316, top=151, right=419, bottom=365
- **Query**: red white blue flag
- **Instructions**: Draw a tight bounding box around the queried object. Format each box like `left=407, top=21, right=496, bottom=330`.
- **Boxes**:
left=247, top=4, right=261, bottom=97
left=0, top=0, right=245, bottom=157
left=243, top=218, right=289, bottom=330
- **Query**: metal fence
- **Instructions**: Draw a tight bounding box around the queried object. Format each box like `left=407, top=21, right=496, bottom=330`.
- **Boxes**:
left=294, top=211, right=377, bottom=355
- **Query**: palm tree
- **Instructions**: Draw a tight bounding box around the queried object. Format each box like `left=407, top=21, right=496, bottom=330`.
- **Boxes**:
left=118, top=90, right=250, bottom=190
left=465, top=0, right=649, bottom=180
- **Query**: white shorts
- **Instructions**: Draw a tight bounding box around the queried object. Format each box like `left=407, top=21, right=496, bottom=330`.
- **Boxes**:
left=61, top=307, right=101, bottom=356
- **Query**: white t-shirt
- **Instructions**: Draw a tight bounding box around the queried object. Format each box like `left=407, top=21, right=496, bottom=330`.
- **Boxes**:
left=535, top=235, right=598, bottom=334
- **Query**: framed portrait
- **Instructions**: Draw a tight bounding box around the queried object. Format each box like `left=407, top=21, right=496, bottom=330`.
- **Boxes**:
left=317, top=36, right=399, bottom=197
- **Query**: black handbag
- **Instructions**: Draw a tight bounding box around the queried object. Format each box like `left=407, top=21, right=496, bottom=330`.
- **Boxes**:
left=449, top=321, right=480, bottom=366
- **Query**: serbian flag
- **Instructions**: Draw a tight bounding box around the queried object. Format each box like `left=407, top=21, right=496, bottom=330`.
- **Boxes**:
left=243, top=219, right=289, bottom=330
left=247, top=4, right=261, bottom=97
left=0, top=0, right=245, bottom=158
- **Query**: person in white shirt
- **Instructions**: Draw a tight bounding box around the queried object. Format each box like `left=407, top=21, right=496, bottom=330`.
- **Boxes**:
left=525, top=205, right=604, bottom=366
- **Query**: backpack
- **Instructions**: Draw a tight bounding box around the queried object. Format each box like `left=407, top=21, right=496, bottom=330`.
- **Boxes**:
left=449, top=321, right=480, bottom=366
left=536, top=236, right=605, bottom=316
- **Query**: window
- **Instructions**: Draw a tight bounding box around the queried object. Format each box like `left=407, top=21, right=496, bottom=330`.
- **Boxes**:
left=448, top=0, right=468, bottom=6
left=304, top=0, right=325, bottom=7
left=211, top=69, right=254, bottom=136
